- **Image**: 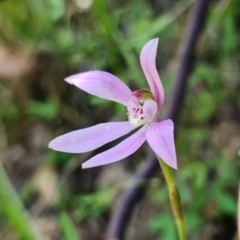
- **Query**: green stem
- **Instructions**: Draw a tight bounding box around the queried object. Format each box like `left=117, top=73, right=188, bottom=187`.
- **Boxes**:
left=157, top=156, right=186, bottom=240
left=0, top=161, right=42, bottom=240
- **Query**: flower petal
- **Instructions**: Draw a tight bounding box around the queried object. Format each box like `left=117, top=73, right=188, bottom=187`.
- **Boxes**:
left=127, top=95, right=139, bottom=114
left=142, top=99, right=158, bottom=122
left=145, top=120, right=177, bottom=169
left=65, top=70, right=132, bottom=106
left=82, top=127, right=146, bottom=168
left=140, top=39, right=164, bottom=109
left=49, top=122, right=136, bottom=153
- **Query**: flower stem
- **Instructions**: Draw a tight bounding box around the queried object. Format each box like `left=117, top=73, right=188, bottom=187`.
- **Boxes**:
left=157, top=156, right=186, bottom=240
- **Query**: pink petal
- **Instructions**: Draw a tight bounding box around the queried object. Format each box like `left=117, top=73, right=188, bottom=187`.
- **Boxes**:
left=145, top=120, right=177, bottom=169
left=140, top=39, right=164, bottom=109
left=126, top=96, right=141, bottom=122
left=82, top=127, right=146, bottom=168
left=49, top=122, right=136, bottom=153
left=142, top=99, right=158, bottom=122
left=127, top=95, right=139, bottom=114
left=65, top=71, right=132, bottom=106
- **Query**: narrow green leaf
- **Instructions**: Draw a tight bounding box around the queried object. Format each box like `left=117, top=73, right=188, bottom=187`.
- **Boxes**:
left=0, top=162, right=42, bottom=240
left=59, top=212, right=80, bottom=240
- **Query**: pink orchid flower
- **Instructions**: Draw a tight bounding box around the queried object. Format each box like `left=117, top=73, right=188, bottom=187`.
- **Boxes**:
left=49, top=39, right=177, bottom=169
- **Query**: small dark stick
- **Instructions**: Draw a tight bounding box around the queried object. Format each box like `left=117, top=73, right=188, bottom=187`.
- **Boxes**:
left=106, top=0, right=211, bottom=239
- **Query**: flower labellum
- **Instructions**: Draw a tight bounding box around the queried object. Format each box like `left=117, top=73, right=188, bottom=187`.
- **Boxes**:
left=49, top=39, right=177, bottom=169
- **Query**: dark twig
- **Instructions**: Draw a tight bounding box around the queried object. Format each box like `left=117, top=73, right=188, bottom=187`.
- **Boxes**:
left=106, top=0, right=211, bottom=239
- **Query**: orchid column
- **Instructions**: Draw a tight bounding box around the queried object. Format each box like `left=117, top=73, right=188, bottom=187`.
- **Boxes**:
left=49, top=39, right=186, bottom=239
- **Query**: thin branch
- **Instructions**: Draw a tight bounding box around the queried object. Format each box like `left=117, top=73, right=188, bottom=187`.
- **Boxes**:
left=106, top=0, right=211, bottom=239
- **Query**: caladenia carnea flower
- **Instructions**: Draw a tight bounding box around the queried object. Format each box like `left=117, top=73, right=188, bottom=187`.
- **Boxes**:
left=49, top=38, right=177, bottom=169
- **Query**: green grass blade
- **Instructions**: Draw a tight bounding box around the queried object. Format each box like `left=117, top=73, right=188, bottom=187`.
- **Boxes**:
left=0, top=162, right=42, bottom=240
left=59, top=212, right=80, bottom=240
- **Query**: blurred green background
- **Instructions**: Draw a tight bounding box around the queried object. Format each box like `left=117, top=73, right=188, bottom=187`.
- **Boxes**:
left=0, top=0, right=240, bottom=239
